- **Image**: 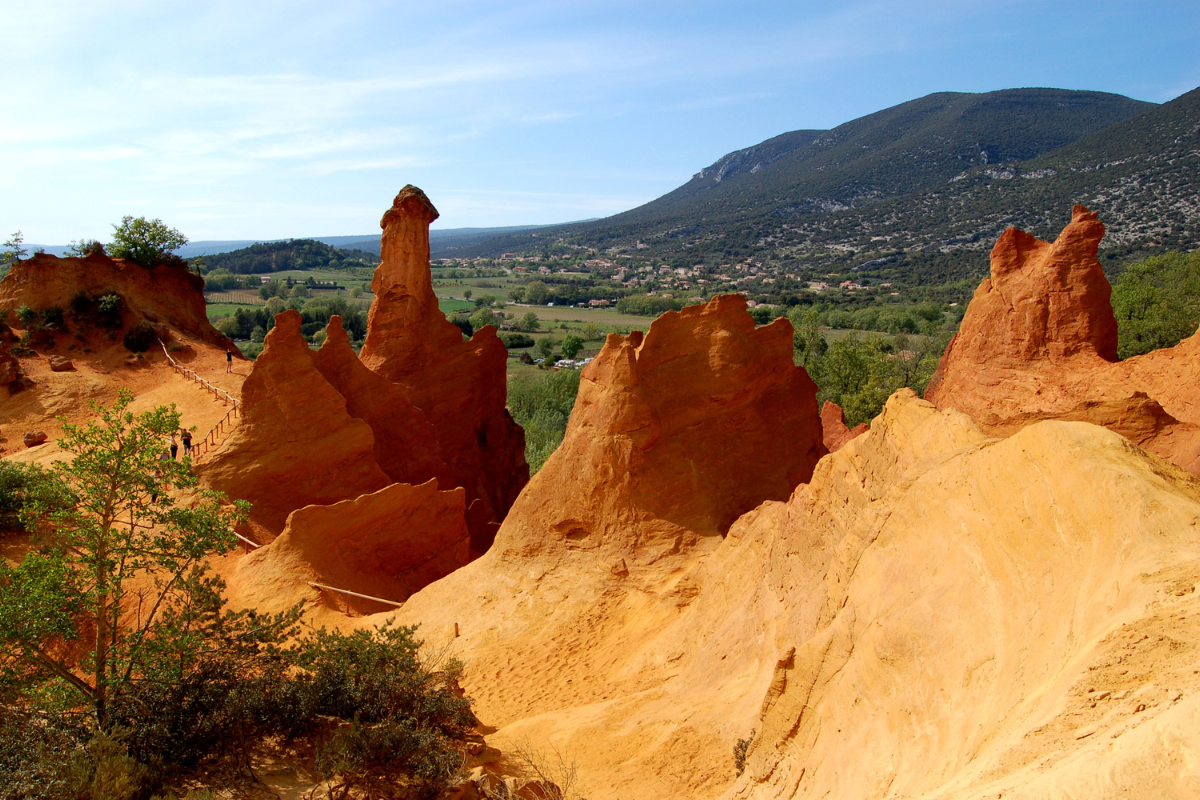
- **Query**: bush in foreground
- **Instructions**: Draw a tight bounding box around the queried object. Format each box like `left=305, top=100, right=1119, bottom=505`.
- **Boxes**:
left=0, top=393, right=475, bottom=798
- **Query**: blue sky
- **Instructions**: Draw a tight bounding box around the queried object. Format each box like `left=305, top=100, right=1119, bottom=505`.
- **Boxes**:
left=3, top=0, right=1198, bottom=243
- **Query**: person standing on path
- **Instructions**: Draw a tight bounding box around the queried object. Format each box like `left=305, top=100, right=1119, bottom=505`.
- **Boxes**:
left=169, top=435, right=178, bottom=461
left=226, top=348, right=233, bottom=373
left=181, top=428, right=193, bottom=456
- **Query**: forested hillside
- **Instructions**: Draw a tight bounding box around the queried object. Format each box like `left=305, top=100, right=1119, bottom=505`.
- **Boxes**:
left=192, top=239, right=378, bottom=274
left=450, top=87, right=1200, bottom=286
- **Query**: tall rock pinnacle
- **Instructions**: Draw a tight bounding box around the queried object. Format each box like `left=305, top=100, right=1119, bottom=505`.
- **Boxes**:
left=360, top=185, right=528, bottom=535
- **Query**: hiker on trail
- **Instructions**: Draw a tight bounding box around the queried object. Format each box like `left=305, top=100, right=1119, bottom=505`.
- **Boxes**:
left=169, top=435, right=178, bottom=460
left=158, top=447, right=170, bottom=463
left=150, top=469, right=160, bottom=502
left=226, top=348, right=233, bottom=373
left=181, top=428, right=193, bottom=456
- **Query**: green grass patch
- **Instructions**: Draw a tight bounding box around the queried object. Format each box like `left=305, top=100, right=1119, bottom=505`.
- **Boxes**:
left=438, top=299, right=474, bottom=313
left=253, top=268, right=373, bottom=284
left=206, top=302, right=258, bottom=320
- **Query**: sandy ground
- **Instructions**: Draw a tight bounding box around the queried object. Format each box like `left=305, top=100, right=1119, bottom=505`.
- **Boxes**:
left=2, top=332, right=247, bottom=467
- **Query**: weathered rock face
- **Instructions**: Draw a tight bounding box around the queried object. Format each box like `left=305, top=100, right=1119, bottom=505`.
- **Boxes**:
left=231, top=479, right=469, bottom=618
left=203, top=310, right=391, bottom=533
left=494, top=293, right=826, bottom=561
left=725, top=400, right=1200, bottom=800
left=312, top=316, right=453, bottom=490
left=360, top=185, right=528, bottom=528
left=0, top=252, right=235, bottom=350
left=388, top=294, right=827, bottom=797
left=388, top=392, right=1200, bottom=800
left=819, top=400, right=868, bottom=453
left=927, top=205, right=1200, bottom=476
left=0, top=331, right=20, bottom=390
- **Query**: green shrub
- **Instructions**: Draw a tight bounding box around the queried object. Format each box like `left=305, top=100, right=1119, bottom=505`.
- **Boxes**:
left=122, top=321, right=157, bottom=352
left=508, top=369, right=581, bottom=472
left=14, top=305, right=34, bottom=327
left=733, top=728, right=755, bottom=776
left=97, top=294, right=124, bottom=328
left=70, top=291, right=98, bottom=317
left=500, top=332, right=534, bottom=349
left=560, top=334, right=584, bottom=360
left=0, top=461, right=69, bottom=532
left=1112, top=251, right=1200, bottom=359
left=0, top=710, right=86, bottom=800
left=39, top=306, right=65, bottom=330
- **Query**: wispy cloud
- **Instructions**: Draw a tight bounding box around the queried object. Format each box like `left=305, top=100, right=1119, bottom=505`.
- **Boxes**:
left=2, top=0, right=1197, bottom=239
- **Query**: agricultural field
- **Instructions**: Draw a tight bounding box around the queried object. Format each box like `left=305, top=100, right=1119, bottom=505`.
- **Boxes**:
left=205, top=290, right=479, bottom=322
left=261, top=268, right=374, bottom=284
left=504, top=303, right=651, bottom=328
left=206, top=302, right=255, bottom=319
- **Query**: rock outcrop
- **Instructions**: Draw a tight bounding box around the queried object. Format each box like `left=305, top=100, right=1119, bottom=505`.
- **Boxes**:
left=493, top=293, right=825, bottom=559
left=387, top=294, right=829, bottom=796
left=0, top=328, right=21, bottom=391
left=203, top=310, right=391, bottom=533
left=312, top=315, right=452, bottom=489
left=231, top=479, right=469, bottom=617
left=0, top=252, right=236, bottom=350
left=819, top=400, right=868, bottom=453
left=927, top=205, right=1200, bottom=476
left=724, top=397, right=1200, bottom=800
left=360, top=185, right=528, bottom=529
left=382, top=391, right=1200, bottom=800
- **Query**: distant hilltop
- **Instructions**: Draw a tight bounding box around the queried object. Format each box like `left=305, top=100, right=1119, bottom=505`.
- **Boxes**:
left=445, top=85, right=1200, bottom=284
left=25, top=223, right=584, bottom=261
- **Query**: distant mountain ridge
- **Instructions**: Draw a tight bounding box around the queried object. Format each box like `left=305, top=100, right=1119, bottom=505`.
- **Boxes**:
left=449, top=87, right=1200, bottom=284
left=24, top=224, right=565, bottom=262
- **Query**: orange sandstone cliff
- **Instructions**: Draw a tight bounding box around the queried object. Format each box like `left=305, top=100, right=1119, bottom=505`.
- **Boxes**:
left=496, top=293, right=825, bottom=558
left=230, top=479, right=470, bottom=617
left=927, top=205, right=1200, bottom=476
left=0, top=251, right=245, bottom=462
left=380, top=388, right=1200, bottom=800
left=387, top=294, right=828, bottom=797
left=202, top=187, right=527, bottom=547
left=0, top=251, right=235, bottom=350
left=360, top=185, right=527, bottom=529
left=819, top=400, right=868, bottom=453
left=312, top=315, right=453, bottom=490
left=203, top=310, right=391, bottom=533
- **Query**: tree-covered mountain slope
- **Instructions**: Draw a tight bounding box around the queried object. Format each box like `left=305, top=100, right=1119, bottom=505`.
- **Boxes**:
left=191, top=239, right=379, bottom=274
left=453, top=87, right=1200, bottom=285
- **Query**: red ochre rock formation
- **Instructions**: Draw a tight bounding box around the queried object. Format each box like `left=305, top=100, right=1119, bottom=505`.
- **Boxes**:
left=387, top=294, right=828, bottom=796
left=495, top=293, right=826, bottom=560
left=819, top=400, right=868, bottom=453
left=312, top=315, right=453, bottom=490
left=385, top=391, right=1200, bottom=800
left=203, top=309, right=391, bottom=533
left=360, top=185, right=527, bottom=528
left=927, top=205, right=1200, bottom=476
left=231, top=479, right=469, bottom=617
left=0, top=252, right=235, bottom=350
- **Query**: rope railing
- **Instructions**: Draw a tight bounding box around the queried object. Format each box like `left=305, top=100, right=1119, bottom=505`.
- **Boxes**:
left=308, top=582, right=405, bottom=609
left=158, top=340, right=240, bottom=459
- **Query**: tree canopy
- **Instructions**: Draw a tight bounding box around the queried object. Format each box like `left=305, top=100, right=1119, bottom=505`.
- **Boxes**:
left=1111, top=250, right=1200, bottom=359
left=108, top=216, right=188, bottom=268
